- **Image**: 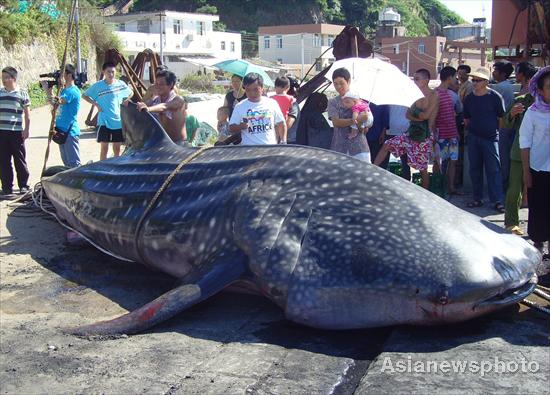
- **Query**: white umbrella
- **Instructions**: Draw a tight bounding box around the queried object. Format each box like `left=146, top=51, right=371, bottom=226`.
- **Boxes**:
left=326, top=57, right=424, bottom=107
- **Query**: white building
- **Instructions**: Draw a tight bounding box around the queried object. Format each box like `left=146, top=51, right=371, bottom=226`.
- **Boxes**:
left=107, top=11, right=242, bottom=77
left=258, top=24, right=345, bottom=77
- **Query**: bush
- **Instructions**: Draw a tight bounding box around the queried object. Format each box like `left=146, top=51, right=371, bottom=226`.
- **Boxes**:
left=180, top=74, right=226, bottom=94
left=0, top=9, right=56, bottom=45
left=27, top=82, right=48, bottom=109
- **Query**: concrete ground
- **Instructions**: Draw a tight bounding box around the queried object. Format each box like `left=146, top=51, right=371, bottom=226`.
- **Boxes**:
left=0, top=103, right=548, bottom=394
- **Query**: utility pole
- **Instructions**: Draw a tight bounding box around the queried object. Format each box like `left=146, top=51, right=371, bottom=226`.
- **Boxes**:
left=159, top=12, right=164, bottom=62
left=75, top=0, right=81, bottom=73
left=406, top=42, right=410, bottom=76
left=301, top=33, right=304, bottom=79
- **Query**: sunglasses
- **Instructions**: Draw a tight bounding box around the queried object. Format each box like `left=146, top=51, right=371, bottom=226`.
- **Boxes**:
left=471, top=79, right=486, bottom=83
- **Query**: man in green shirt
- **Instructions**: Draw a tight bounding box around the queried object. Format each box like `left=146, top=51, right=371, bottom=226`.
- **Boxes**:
left=502, top=66, right=536, bottom=235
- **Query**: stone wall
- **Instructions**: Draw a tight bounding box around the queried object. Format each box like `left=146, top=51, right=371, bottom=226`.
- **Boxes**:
left=0, top=38, right=98, bottom=90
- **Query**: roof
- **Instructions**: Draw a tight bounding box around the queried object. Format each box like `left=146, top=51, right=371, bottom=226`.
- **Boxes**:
left=258, top=24, right=345, bottom=36
left=107, top=10, right=219, bottom=23
left=443, top=23, right=476, bottom=29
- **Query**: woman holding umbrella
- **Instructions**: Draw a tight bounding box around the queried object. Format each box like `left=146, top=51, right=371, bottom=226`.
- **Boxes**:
left=224, top=74, right=246, bottom=118
left=327, top=68, right=373, bottom=162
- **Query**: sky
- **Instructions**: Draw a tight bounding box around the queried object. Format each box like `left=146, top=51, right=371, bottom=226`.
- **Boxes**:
left=439, top=0, right=493, bottom=28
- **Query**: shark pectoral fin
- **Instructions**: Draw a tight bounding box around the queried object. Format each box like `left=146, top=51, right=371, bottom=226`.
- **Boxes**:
left=65, top=258, right=245, bottom=336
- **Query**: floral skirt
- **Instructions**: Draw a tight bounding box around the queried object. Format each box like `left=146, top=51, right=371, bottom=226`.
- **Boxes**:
left=386, top=135, right=433, bottom=171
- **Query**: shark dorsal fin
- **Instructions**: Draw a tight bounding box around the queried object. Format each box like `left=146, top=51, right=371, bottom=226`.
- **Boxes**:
left=121, top=102, right=173, bottom=151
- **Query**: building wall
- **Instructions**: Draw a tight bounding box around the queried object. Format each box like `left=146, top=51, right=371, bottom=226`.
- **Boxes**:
left=491, top=0, right=528, bottom=47
left=443, top=49, right=488, bottom=71
left=381, top=36, right=445, bottom=78
left=258, top=33, right=335, bottom=66
left=110, top=12, right=241, bottom=78
left=443, top=25, right=483, bottom=42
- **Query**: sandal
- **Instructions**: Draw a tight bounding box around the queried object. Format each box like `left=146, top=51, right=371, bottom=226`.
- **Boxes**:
left=494, top=202, right=505, bottom=213
left=467, top=200, right=483, bottom=208
left=506, top=225, right=524, bottom=236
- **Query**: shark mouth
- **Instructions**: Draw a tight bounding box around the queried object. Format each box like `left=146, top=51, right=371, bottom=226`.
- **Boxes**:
left=474, top=275, right=538, bottom=310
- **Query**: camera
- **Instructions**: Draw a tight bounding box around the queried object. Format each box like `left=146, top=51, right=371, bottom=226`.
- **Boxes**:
left=39, top=70, right=62, bottom=88
left=39, top=70, right=88, bottom=89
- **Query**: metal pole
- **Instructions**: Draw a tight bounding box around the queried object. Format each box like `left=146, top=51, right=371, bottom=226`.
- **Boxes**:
left=159, top=13, right=164, bottom=62
left=406, top=43, right=410, bottom=76
left=301, top=33, right=304, bottom=79
left=75, top=0, right=81, bottom=73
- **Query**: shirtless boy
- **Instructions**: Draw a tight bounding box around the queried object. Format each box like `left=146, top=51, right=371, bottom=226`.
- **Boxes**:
left=137, top=70, right=187, bottom=144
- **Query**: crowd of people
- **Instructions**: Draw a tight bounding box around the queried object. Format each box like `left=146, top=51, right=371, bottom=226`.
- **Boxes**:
left=0, top=59, right=548, bottom=256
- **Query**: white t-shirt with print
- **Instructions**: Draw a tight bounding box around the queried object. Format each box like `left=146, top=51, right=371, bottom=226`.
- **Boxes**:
left=229, top=97, right=285, bottom=145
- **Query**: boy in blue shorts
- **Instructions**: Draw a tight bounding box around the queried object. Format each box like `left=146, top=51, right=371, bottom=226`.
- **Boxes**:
left=83, top=62, right=132, bottom=160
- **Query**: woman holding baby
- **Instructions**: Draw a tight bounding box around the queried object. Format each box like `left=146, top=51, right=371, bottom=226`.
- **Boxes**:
left=327, top=67, right=374, bottom=162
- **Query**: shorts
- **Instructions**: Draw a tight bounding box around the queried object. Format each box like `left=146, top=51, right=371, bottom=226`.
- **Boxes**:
left=385, top=135, right=433, bottom=171
left=437, top=138, right=459, bottom=161
left=97, top=126, right=124, bottom=143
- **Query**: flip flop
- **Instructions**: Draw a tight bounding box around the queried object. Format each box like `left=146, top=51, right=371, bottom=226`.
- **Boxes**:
left=467, top=200, right=483, bottom=208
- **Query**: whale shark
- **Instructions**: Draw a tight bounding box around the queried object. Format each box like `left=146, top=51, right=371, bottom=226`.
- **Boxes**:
left=40, top=103, right=540, bottom=335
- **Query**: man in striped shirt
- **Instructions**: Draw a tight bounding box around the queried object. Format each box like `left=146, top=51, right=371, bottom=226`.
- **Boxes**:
left=435, top=66, right=460, bottom=195
left=0, top=66, right=31, bottom=199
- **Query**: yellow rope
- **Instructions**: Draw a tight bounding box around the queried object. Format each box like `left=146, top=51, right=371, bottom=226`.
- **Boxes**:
left=134, top=146, right=212, bottom=264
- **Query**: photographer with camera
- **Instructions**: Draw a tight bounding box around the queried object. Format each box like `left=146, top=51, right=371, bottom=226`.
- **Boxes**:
left=50, top=64, right=81, bottom=168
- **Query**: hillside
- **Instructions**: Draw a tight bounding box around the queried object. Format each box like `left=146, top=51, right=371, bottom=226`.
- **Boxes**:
left=127, top=0, right=465, bottom=37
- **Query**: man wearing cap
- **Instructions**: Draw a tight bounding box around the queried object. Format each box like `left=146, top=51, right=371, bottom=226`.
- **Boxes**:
left=463, top=67, right=506, bottom=212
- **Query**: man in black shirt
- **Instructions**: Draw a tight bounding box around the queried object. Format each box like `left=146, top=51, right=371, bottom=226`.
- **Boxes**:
left=463, top=67, right=506, bottom=212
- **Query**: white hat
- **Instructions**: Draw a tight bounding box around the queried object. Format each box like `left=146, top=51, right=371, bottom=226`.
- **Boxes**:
left=468, top=67, right=491, bottom=81
left=343, top=91, right=361, bottom=100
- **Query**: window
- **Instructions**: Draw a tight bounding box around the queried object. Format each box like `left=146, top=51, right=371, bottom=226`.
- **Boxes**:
left=137, top=19, right=150, bottom=33
left=230, top=42, right=235, bottom=52
left=173, top=20, right=181, bottom=35
left=313, top=34, right=322, bottom=47
left=118, top=23, right=125, bottom=31
left=276, top=35, right=282, bottom=49
left=196, top=21, right=205, bottom=35
left=418, top=43, right=425, bottom=54
left=264, top=35, right=270, bottom=49
left=393, top=44, right=400, bottom=54
left=439, top=42, right=444, bottom=52
left=328, top=35, right=334, bottom=46
left=221, top=41, right=226, bottom=50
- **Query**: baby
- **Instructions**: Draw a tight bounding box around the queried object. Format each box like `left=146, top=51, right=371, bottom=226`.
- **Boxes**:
left=342, top=91, right=371, bottom=139
left=216, top=106, right=231, bottom=142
